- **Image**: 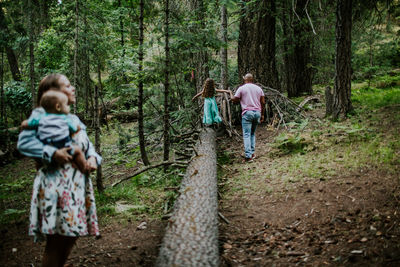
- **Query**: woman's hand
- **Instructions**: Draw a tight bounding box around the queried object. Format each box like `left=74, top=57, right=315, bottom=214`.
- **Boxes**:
left=86, top=156, right=98, bottom=173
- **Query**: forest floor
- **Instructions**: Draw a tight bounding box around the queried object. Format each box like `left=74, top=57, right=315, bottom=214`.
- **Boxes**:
left=1, top=88, right=400, bottom=266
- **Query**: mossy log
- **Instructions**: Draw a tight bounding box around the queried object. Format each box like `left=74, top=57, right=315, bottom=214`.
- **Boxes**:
left=156, top=127, right=219, bottom=266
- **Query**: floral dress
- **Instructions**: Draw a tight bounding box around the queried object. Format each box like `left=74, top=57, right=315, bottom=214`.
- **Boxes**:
left=203, top=97, right=222, bottom=125
left=29, top=130, right=100, bottom=241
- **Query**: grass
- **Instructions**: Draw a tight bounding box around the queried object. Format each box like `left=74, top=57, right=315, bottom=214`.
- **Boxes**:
left=0, top=160, right=36, bottom=224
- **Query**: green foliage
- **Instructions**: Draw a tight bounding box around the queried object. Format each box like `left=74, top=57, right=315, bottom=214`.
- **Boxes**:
left=36, top=28, right=69, bottom=74
left=352, top=85, right=400, bottom=109
left=272, top=132, right=309, bottom=155
left=3, top=81, right=32, bottom=125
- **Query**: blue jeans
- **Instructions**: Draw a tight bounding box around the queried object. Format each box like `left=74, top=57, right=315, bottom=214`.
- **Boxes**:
left=241, top=110, right=261, bottom=159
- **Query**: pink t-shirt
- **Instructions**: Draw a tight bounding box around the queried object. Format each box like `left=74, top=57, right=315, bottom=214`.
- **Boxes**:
left=234, top=83, right=265, bottom=116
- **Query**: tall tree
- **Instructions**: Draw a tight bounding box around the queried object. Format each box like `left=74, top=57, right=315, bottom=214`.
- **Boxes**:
left=188, top=0, right=209, bottom=91
left=280, top=0, right=313, bottom=97
left=118, top=0, right=127, bottom=83
left=0, top=5, right=22, bottom=81
left=328, top=0, right=353, bottom=119
left=220, top=2, right=228, bottom=90
left=95, top=64, right=104, bottom=193
left=238, top=0, right=279, bottom=89
left=73, top=0, right=79, bottom=113
left=83, top=0, right=90, bottom=120
left=28, top=0, right=36, bottom=108
left=0, top=47, right=4, bottom=122
left=138, top=0, right=150, bottom=166
left=163, top=0, right=170, bottom=167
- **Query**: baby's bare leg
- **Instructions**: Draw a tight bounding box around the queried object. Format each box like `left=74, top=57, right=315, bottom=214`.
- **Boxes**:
left=72, top=145, right=88, bottom=174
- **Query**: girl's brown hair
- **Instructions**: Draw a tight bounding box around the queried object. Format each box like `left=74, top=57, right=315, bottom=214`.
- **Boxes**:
left=37, top=74, right=63, bottom=106
left=202, top=78, right=216, bottom=98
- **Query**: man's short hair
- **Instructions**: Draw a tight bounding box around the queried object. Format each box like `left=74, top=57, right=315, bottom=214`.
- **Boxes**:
left=243, top=73, right=254, bottom=82
left=40, top=90, right=67, bottom=113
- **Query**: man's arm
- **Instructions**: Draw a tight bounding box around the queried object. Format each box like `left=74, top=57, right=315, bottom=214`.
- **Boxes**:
left=230, top=89, right=240, bottom=103
left=260, top=95, right=266, bottom=122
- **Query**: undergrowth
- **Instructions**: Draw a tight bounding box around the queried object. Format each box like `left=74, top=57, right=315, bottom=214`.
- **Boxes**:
left=223, top=71, right=400, bottom=195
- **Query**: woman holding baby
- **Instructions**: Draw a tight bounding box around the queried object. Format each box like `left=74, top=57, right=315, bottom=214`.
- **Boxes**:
left=17, top=74, right=102, bottom=267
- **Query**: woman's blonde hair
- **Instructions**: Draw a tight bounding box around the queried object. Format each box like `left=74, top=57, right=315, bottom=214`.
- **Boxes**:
left=202, top=78, right=216, bottom=98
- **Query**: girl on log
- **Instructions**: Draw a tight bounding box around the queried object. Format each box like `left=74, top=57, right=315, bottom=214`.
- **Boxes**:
left=17, top=74, right=102, bottom=267
left=192, top=78, right=232, bottom=126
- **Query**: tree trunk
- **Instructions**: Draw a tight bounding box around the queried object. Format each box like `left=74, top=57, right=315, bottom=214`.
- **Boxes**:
left=1, top=48, right=9, bottom=153
left=73, top=0, right=79, bottom=113
left=281, top=0, right=313, bottom=97
left=220, top=3, right=228, bottom=90
left=280, top=0, right=295, bottom=95
left=39, top=0, right=50, bottom=30
left=28, top=0, right=36, bottom=108
left=138, top=0, right=150, bottom=166
left=163, top=0, right=170, bottom=170
left=157, top=128, right=219, bottom=266
left=0, top=48, right=4, bottom=122
left=95, top=64, right=104, bottom=193
left=189, top=0, right=209, bottom=92
left=83, top=3, right=90, bottom=121
left=330, top=0, right=353, bottom=119
left=238, top=0, right=279, bottom=89
left=118, top=0, right=127, bottom=83
left=0, top=6, right=22, bottom=81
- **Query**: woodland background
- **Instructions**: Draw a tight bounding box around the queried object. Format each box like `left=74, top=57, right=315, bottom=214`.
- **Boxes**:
left=1, top=0, right=400, bottom=265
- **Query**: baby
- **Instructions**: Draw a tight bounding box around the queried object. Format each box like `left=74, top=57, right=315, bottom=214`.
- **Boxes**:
left=21, top=90, right=88, bottom=174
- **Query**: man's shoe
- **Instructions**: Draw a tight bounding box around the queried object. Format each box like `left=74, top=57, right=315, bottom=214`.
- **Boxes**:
left=251, top=154, right=256, bottom=160
left=244, top=157, right=253, bottom=163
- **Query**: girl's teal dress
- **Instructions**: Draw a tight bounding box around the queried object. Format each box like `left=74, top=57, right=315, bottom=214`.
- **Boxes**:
left=203, top=97, right=222, bottom=125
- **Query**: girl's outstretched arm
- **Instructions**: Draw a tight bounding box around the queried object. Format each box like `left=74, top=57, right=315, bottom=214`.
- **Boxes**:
left=192, top=90, right=204, bottom=101
left=215, top=89, right=231, bottom=94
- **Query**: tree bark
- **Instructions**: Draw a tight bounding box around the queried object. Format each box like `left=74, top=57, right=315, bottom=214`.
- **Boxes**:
left=220, top=3, right=228, bottom=90
left=163, top=0, right=170, bottom=169
left=73, top=0, right=79, bottom=113
left=138, top=0, right=150, bottom=166
left=95, top=64, right=104, bottom=193
left=281, top=0, right=313, bottom=97
left=83, top=4, right=90, bottom=121
left=0, top=48, right=4, bottom=122
left=331, top=0, right=353, bottom=119
left=39, top=0, right=50, bottom=30
left=28, top=0, right=36, bottom=108
left=0, top=6, right=22, bottom=81
left=188, top=0, right=209, bottom=92
left=238, top=0, right=279, bottom=89
left=157, top=128, right=219, bottom=266
left=0, top=48, right=9, bottom=153
left=118, top=0, right=127, bottom=83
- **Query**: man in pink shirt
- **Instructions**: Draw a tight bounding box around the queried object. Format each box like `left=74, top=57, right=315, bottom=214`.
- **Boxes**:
left=231, top=73, right=265, bottom=162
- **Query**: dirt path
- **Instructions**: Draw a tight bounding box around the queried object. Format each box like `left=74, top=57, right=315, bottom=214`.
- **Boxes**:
left=218, top=124, right=400, bottom=266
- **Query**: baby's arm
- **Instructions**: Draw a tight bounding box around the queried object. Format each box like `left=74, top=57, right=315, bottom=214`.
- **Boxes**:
left=71, top=145, right=88, bottom=174
left=65, top=115, right=80, bottom=134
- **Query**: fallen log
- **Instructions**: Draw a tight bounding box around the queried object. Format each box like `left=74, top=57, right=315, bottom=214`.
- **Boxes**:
left=156, top=127, right=219, bottom=266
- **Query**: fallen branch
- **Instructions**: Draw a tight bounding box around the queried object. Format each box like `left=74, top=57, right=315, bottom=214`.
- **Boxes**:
left=218, top=212, right=230, bottom=224
left=112, top=160, right=188, bottom=187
